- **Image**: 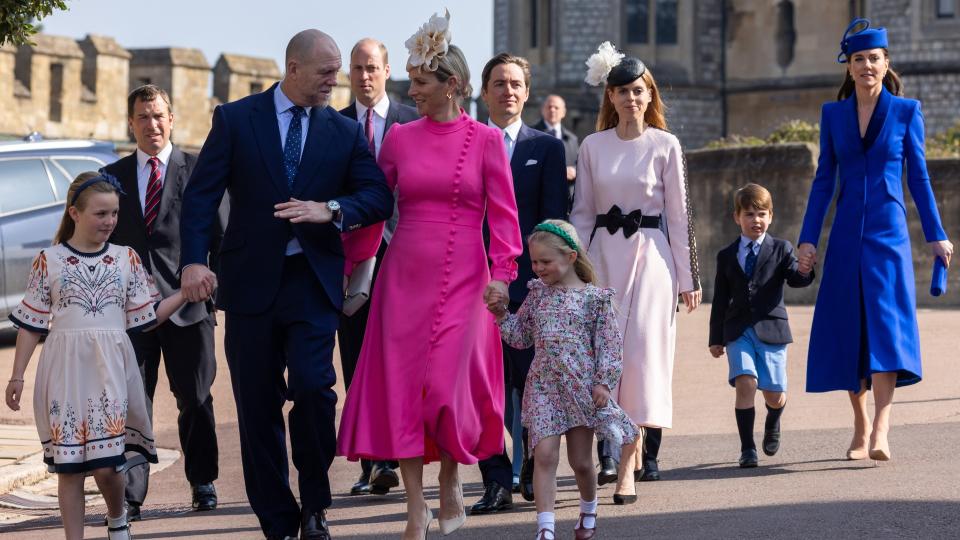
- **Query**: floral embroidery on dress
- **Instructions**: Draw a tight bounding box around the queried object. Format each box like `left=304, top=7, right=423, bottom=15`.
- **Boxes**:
left=55, top=249, right=124, bottom=317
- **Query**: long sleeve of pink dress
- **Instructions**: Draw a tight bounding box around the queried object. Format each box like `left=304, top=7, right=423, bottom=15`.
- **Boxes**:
left=337, top=112, right=522, bottom=464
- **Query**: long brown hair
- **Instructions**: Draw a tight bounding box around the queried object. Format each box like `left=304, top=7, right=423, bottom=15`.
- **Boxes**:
left=527, top=220, right=598, bottom=284
left=836, top=49, right=903, bottom=100
left=596, top=69, right=667, bottom=132
left=53, top=172, right=120, bottom=244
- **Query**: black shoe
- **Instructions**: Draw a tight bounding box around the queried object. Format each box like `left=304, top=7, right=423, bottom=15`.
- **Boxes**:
left=519, top=456, right=535, bottom=502
left=350, top=470, right=372, bottom=495
left=192, top=482, right=217, bottom=511
left=301, top=508, right=331, bottom=540
left=739, top=448, right=759, bottom=468
left=265, top=536, right=298, bottom=540
left=612, top=493, right=637, bottom=505
left=639, top=459, right=660, bottom=481
left=369, top=461, right=400, bottom=495
left=763, top=424, right=781, bottom=456
left=512, top=478, right=520, bottom=493
left=469, top=482, right=513, bottom=515
left=597, top=456, right=618, bottom=486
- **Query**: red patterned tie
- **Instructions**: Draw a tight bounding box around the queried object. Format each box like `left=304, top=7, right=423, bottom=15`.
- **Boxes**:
left=144, top=157, right=162, bottom=234
left=365, top=107, right=376, bottom=156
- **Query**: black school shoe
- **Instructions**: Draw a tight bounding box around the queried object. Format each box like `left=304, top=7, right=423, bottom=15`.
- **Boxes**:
left=763, top=424, right=781, bottom=456
left=739, top=448, right=759, bottom=468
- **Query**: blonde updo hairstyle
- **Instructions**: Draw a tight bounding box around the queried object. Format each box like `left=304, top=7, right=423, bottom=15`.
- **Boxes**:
left=424, top=44, right=472, bottom=104
left=527, top=219, right=598, bottom=284
left=53, top=172, right=120, bottom=244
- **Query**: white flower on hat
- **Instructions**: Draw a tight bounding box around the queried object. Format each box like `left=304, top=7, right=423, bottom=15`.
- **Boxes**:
left=584, top=41, right=625, bottom=86
left=405, top=8, right=452, bottom=72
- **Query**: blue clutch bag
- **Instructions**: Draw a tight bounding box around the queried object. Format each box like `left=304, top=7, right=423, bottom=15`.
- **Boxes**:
left=931, top=257, right=948, bottom=297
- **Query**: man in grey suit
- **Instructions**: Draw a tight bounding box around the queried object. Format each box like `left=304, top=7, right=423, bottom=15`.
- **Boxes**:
left=338, top=38, right=418, bottom=497
left=105, top=85, right=223, bottom=520
left=534, top=95, right=579, bottom=207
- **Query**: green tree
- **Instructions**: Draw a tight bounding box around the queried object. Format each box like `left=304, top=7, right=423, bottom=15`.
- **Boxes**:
left=1, top=0, right=68, bottom=47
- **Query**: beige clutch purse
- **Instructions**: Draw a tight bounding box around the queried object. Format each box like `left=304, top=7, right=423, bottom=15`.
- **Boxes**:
left=343, top=257, right=376, bottom=316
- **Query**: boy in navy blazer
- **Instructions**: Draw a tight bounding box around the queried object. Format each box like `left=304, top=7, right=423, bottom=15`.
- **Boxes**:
left=709, top=184, right=815, bottom=468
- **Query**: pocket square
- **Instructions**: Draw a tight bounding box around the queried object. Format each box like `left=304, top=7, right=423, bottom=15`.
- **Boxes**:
left=525, top=159, right=538, bottom=166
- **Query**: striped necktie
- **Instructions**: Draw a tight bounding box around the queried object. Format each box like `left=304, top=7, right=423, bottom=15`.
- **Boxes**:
left=744, top=242, right=758, bottom=278
left=144, top=156, right=162, bottom=234
left=365, top=107, right=376, bottom=156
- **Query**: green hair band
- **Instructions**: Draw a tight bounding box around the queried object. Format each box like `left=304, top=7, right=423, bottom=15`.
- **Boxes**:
left=533, top=222, right=580, bottom=252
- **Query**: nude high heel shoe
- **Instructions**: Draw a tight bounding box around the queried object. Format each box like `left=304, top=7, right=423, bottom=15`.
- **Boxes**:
left=438, top=477, right=466, bottom=535
left=422, top=505, right=434, bottom=540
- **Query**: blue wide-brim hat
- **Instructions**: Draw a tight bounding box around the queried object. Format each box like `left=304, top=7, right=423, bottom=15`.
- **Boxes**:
left=838, top=18, right=888, bottom=63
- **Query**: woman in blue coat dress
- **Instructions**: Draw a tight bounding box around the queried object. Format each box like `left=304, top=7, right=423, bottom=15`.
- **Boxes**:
left=797, top=19, right=953, bottom=462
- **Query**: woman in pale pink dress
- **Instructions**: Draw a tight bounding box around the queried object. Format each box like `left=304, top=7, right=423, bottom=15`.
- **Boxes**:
left=570, top=45, right=701, bottom=503
left=336, top=11, right=522, bottom=540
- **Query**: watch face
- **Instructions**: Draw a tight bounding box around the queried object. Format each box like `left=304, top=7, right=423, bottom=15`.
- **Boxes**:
left=328, top=200, right=341, bottom=212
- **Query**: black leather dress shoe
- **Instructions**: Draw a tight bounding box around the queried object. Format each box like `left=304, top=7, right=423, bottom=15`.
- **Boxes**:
left=638, top=459, right=660, bottom=481
left=739, top=448, right=759, bottom=468
left=350, top=470, right=371, bottom=495
left=301, top=508, right=331, bottom=540
left=127, top=501, right=142, bottom=521
left=469, top=482, right=513, bottom=515
left=369, top=461, right=400, bottom=495
left=763, top=425, right=781, bottom=456
left=192, top=483, right=218, bottom=511
left=597, top=456, right=618, bottom=485
left=519, top=457, right=535, bottom=502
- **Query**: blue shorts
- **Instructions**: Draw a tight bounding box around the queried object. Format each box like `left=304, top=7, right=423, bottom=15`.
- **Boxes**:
left=726, top=327, right=788, bottom=392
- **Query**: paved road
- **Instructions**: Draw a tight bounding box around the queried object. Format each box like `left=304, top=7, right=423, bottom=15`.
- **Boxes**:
left=1, top=305, right=958, bottom=539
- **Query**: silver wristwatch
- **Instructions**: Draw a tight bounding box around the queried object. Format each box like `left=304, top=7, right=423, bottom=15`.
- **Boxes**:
left=327, top=200, right=342, bottom=221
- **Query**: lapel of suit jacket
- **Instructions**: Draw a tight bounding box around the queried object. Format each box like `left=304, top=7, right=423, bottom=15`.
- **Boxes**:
left=385, top=101, right=401, bottom=133
left=292, top=106, right=333, bottom=198
left=251, top=85, right=290, bottom=199
left=156, top=146, right=184, bottom=228
left=511, top=123, right=535, bottom=171
left=753, top=236, right=775, bottom=278
left=840, top=95, right=864, bottom=156
left=118, top=153, right=145, bottom=226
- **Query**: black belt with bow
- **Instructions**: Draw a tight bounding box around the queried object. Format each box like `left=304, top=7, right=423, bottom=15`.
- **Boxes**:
left=591, top=205, right=662, bottom=241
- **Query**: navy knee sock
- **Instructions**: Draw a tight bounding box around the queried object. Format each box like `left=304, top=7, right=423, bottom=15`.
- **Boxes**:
left=735, top=407, right=756, bottom=451
left=765, top=403, right=785, bottom=432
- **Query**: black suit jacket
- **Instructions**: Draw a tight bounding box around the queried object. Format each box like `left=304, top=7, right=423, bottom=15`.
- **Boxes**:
left=106, top=146, right=223, bottom=326
left=533, top=118, right=579, bottom=169
left=505, top=123, right=569, bottom=303
left=708, top=235, right=815, bottom=346
left=339, top=99, right=419, bottom=237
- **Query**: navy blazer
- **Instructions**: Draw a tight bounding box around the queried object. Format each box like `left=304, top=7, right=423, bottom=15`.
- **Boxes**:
left=709, top=235, right=814, bottom=346
left=180, top=83, right=394, bottom=314
left=507, top=123, right=569, bottom=303
left=107, top=146, right=224, bottom=326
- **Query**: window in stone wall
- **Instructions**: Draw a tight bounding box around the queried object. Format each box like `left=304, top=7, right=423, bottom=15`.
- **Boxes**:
left=530, top=0, right=539, bottom=48
left=656, top=0, right=678, bottom=44
left=250, top=82, right=263, bottom=95
left=937, top=0, right=956, bottom=17
left=138, top=77, right=151, bottom=87
left=625, top=0, right=650, bottom=44
left=49, top=64, right=64, bottom=123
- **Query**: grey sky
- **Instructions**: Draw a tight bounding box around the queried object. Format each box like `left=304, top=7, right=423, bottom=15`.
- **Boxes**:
left=42, top=0, right=494, bottom=93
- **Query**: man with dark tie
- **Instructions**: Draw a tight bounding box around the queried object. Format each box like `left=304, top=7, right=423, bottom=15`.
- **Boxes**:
left=337, top=37, right=418, bottom=497
left=534, top=94, right=580, bottom=206
left=179, top=30, right=393, bottom=540
left=104, top=84, right=221, bottom=520
left=470, top=53, right=568, bottom=515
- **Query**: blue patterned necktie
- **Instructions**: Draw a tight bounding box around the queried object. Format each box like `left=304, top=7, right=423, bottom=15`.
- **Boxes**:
left=744, top=241, right=758, bottom=278
left=283, top=106, right=305, bottom=188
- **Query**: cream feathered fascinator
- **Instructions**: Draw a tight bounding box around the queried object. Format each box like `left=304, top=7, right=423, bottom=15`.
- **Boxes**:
left=405, top=8, right=452, bottom=72
left=584, top=41, right=625, bottom=86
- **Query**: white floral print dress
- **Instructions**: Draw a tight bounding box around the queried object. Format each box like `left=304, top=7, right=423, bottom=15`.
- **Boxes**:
left=9, top=243, right=160, bottom=473
left=498, top=279, right=639, bottom=453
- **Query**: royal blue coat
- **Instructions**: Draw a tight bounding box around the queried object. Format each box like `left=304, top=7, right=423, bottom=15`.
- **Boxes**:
left=800, top=88, right=947, bottom=392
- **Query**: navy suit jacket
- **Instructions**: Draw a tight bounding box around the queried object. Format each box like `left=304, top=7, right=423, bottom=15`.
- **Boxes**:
left=709, top=235, right=814, bottom=346
left=180, top=83, right=394, bottom=315
left=506, top=123, right=569, bottom=303
left=339, top=99, right=419, bottom=134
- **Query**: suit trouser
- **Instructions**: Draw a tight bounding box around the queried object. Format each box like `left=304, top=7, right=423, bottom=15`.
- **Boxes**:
left=336, top=240, right=398, bottom=478
left=478, top=311, right=534, bottom=491
left=124, top=315, right=219, bottom=505
left=225, top=255, right=340, bottom=537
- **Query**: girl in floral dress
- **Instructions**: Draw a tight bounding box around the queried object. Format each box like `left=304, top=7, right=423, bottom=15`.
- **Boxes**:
left=4, top=172, right=187, bottom=540
left=488, top=220, right=638, bottom=540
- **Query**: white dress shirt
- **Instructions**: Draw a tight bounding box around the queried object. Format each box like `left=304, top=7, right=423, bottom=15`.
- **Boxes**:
left=135, top=142, right=173, bottom=213
left=544, top=121, right=563, bottom=139
left=487, top=117, right=523, bottom=160
left=737, top=233, right=766, bottom=271
left=274, top=83, right=313, bottom=256
left=355, top=96, right=390, bottom=160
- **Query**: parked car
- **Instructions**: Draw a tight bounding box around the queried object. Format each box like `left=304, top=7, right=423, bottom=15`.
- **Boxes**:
left=0, top=139, right=119, bottom=330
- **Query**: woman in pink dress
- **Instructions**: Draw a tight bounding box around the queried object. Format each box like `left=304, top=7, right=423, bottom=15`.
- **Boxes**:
left=337, top=11, right=522, bottom=539
left=570, top=44, right=702, bottom=504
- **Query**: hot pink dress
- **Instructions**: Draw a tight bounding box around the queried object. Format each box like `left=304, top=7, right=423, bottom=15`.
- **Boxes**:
left=337, top=111, right=522, bottom=464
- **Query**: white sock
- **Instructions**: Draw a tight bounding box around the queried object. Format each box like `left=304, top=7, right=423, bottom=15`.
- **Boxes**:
left=537, top=512, right=555, bottom=537
left=579, top=498, right=598, bottom=528
left=106, top=510, right=127, bottom=528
